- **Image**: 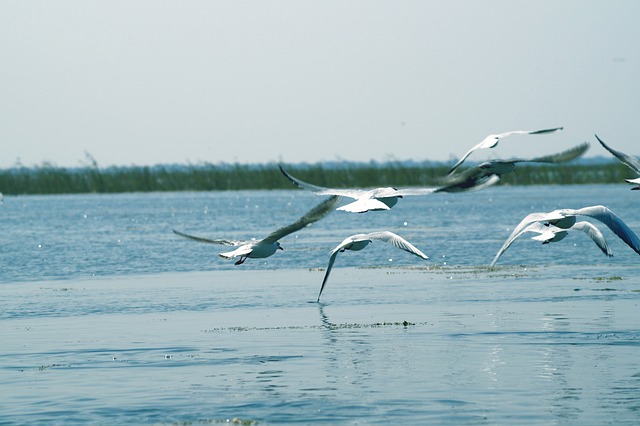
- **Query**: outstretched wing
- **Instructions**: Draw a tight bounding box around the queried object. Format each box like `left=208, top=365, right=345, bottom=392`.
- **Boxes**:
left=566, top=205, right=640, bottom=255
left=509, top=211, right=566, bottom=237
left=447, top=140, right=490, bottom=175
left=261, top=195, right=342, bottom=244
left=173, top=229, right=244, bottom=246
left=490, top=221, right=551, bottom=267
left=595, top=134, right=640, bottom=174
left=393, top=187, right=438, bottom=196
left=571, top=221, right=613, bottom=256
left=496, top=127, right=564, bottom=139
left=279, top=165, right=367, bottom=199
left=367, top=231, right=429, bottom=260
left=525, top=142, right=590, bottom=164
left=318, top=250, right=340, bottom=302
left=436, top=173, right=501, bottom=193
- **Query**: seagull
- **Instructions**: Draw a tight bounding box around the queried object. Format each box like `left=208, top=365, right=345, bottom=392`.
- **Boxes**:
left=441, top=142, right=589, bottom=189
left=279, top=165, right=437, bottom=213
left=173, top=195, right=341, bottom=265
left=595, top=134, right=640, bottom=190
left=490, top=205, right=640, bottom=267
left=448, top=127, right=564, bottom=175
left=317, top=231, right=429, bottom=301
left=490, top=221, right=613, bottom=267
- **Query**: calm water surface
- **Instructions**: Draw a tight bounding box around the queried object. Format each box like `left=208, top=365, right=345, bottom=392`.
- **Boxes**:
left=1, top=185, right=639, bottom=424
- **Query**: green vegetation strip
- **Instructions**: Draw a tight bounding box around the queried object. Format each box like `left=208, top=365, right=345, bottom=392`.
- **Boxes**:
left=0, top=161, right=630, bottom=195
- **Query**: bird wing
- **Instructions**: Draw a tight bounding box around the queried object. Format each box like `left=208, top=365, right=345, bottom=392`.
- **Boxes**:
left=436, top=171, right=501, bottom=193
left=279, top=165, right=367, bottom=199
left=173, top=229, right=245, bottom=246
left=595, top=134, right=640, bottom=174
left=367, top=231, right=429, bottom=260
left=261, top=195, right=342, bottom=244
left=565, top=205, right=640, bottom=255
left=490, top=221, right=552, bottom=267
left=490, top=212, right=567, bottom=267
left=570, top=221, right=613, bottom=256
left=524, top=142, right=590, bottom=164
left=336, top=198, right=391, bottom=213
left=626, top=177, right=640, bottom=186
left=447, top=140, right=489, bottom=175
left=496, top=127, right=564, bottom=139
left=509, top=211, right=566, bottom=238
left=317, top=250, right=340, bottom=301
left=392, top=187, right=438, bottom=196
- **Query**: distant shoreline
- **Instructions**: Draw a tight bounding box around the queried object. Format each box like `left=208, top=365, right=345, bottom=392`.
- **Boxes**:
left=0, top=160, right=630, bottom=195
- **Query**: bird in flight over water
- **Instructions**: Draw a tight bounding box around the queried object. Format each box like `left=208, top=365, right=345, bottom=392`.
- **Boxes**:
left=173, top=195, right=341, bottom=265
left=448, top=126, right=564, bottom=175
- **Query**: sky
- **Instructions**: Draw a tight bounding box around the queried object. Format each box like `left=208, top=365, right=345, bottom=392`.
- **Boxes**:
left=1, top=1, right=639, bottom=169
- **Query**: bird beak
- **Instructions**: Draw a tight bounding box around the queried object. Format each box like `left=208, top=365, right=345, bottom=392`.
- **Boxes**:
left=278, top=246, right=284, bottom=250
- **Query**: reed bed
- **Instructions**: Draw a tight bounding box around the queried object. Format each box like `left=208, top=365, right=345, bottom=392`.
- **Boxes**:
left=0, top=161, right=630, bottom=195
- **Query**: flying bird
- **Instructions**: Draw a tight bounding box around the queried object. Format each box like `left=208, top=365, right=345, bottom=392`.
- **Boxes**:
left=448, top=127, right=564, bottom=175
left=317, top=231, right=429, bottom=301
left=173, top=195, right=341, bottom=265
left=595, top=134, right=640, bottom=190
left=490, top=221, right=613, bottom=267
left=491, top=205, right=640, bottom=267
left=279, top=165, right=437, bottom=213
left=441, top=142, right=589, bottom=190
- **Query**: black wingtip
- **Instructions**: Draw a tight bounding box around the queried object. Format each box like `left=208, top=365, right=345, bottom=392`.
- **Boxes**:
left=594, top=133, right=605, bottom=144
left=278, top=164, right=298, bottom=186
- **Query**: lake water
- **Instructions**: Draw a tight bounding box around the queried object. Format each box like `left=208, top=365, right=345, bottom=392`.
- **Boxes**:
left=1, top=185, right=639, bottom=424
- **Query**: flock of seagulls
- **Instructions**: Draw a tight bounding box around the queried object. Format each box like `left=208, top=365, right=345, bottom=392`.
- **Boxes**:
left=174, top=129, right=640, bottom=300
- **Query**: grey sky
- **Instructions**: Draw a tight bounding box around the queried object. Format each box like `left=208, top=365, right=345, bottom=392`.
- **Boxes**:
left=1, top=1, right=639, bottom=168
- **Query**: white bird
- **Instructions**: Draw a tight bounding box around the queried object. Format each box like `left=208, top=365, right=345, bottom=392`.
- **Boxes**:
left=490, top=205, right=640, bottom=267
left=448, top=127, right=564, bottom=175
left=442, top=142, right=588, bottom=190
left=317, top=231, right=429, bottom=301
left=490, top=221, right=613, bottom=267
left=173, top=195, right=341, bottom=265
left=280, top=165, right=437, bottom=213
left=595, top=134, right=640, bottom=190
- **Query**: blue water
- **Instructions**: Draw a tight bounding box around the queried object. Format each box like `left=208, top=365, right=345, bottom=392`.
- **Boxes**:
left=1, top=185, right=639, bottom=424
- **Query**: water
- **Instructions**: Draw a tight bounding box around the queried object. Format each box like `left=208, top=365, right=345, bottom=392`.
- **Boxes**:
left=1, top=185, right=639, bottom=424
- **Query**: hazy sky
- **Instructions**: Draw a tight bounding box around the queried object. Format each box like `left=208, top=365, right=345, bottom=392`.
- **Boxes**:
left=1, top=1, right=639, bottom=168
